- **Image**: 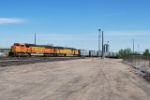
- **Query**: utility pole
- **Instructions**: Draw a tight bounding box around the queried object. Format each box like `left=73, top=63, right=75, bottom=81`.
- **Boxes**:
left=138, top=44, right=139, bottom=53
left=132, top=38, right=134, bottom=53
left=98, top=29, right=101, bottom=57
left=35, top=33, right=36, bottom=45
left=102, top=31, right=104, bottom=59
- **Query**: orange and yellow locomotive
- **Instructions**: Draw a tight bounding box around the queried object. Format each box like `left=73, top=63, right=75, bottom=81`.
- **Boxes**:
left=9, top=43, right=79, bottom=57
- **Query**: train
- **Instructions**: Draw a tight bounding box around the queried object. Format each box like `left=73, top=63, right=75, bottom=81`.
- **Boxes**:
left=9, top=42, right=118, bottom=58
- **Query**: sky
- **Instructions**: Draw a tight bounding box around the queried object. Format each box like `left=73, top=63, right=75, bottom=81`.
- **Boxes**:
left=0, top=0, right=150, bottom=53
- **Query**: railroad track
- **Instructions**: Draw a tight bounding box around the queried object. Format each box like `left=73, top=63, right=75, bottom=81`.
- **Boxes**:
left=0, top=57, right=82, bottom=67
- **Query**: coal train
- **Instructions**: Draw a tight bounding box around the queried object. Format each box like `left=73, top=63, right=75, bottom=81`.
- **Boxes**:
left=9, top=42, right=117, bottom=58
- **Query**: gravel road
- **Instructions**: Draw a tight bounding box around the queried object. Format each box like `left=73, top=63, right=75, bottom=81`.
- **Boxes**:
left=0, top=58, right=150, bottom=100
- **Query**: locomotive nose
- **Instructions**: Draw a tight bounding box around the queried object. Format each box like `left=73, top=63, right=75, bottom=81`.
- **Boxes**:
left=11, top=46, right=16, bottom=52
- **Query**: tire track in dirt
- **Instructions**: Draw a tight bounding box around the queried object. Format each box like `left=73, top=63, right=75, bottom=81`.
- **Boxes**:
left=0, top=58, right=150, bottom=100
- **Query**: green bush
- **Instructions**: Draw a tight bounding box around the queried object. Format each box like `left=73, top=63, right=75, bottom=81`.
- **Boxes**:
left=143, top=49, right=149, bottom=56
left=117, top=48, right=132, bottom=58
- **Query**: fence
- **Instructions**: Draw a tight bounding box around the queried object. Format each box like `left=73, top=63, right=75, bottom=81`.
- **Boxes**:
left=123, top=55, right=150, bottom=68
left=123, top=55, right=150, bottom=82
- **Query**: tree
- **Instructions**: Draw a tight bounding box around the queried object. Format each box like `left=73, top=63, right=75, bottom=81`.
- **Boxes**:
left=143, top=49, right=149, bottom=55
left=117, top=48, right=132, bottom=58
left=118, top=49, right=124, bottom=58
left=124, top=48, right=132, bottom=55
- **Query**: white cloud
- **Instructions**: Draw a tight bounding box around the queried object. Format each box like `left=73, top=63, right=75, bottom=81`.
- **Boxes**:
left=105, top=30, right=150, bottom=36
left=35, top=33, right=97, bottom=41
left=36, top=33, right=97, bottom=37
left=0, top=18, right=25, bottom=24
left=37, top=37, right=97, bottom=41
left=25, top=30, right=150, bottom=41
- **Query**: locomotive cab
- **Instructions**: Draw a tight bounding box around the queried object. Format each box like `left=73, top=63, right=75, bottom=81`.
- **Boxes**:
left=9, top=43, right=28, bottom=56
left=11, top=43, right=26, bottom=52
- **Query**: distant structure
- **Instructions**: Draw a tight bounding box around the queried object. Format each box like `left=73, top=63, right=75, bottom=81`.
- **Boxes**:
left=103, top=44, right=109, bottom=52
left=102, top=31, right=104, bottom=58
left=47, top=44, right=53, bottom=46
left=132, top=38, right=134, bottom=53
left=0, top=48, right=10, bottom=56
left=98, top=29, right=101, bottom=57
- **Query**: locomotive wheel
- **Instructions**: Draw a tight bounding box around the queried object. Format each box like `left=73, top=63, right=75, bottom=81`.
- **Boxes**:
left=28, top=53, right=31, bottom=57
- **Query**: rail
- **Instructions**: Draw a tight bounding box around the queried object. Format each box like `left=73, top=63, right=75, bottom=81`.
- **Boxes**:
left=0, top=57, right=82, bottom=67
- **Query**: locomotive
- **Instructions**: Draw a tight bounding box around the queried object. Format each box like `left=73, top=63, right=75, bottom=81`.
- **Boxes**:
left=9, top=43, right=79, bottom=57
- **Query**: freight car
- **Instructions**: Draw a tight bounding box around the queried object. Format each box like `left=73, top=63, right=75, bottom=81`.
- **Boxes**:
left=89, top=50, right=97, bottom=57
left=9, top=43, right=79, bottom=57
left=109, top=52, right=117, bottom=58
left=78, top=49, right=89, bottom=57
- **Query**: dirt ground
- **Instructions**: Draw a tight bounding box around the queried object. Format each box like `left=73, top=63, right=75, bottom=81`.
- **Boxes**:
left=0, top=58, right=150, bottom=100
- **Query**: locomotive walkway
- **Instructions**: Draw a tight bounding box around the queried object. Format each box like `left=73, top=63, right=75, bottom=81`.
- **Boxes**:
left=0, top=58, right=150, bottom=100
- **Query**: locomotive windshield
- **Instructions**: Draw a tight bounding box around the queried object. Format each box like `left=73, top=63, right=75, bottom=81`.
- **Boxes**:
left=14, top=43, right=19, bottom=46
left=14, top=43, right=25, bottom=47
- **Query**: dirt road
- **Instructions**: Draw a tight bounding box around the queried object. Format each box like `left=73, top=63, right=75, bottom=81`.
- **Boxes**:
left=0, top=58, right=150, bottom=100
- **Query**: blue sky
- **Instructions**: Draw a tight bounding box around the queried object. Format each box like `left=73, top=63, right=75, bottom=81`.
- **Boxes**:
left=0, top=0, right=150, bottom=53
